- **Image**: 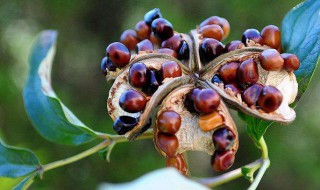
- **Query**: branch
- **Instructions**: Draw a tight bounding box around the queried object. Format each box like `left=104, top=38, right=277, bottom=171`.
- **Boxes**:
left=41, top=130, right=154, bottom=173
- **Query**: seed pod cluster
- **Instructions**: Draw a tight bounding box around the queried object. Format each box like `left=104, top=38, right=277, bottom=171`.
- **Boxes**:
left=102, top=8, right=300, bottom=175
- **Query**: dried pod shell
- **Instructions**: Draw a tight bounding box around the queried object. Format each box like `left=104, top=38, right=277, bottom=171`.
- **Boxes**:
left=154, top=85, right=238, bottom=156
left=107, top=53, right=191, bottom=140
left=199, top=47, right=297, bottom=123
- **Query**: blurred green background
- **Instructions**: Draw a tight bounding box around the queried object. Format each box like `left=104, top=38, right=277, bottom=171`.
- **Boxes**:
left=0, top=0, right=319, bottom=189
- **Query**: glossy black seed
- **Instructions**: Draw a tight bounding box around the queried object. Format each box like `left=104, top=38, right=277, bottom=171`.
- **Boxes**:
left=144, top=8, right=162, bottom=26
left=113, top=116, right=138, bottom=135
left=211, top=74, right=222, bottom=84
left=178, top=41, right=190, bottom=60
left=151, top=18, right=174, bottom=41
left=242, top=29, right=264, bottom=46
left=199, top=38, right=224, bottom=64
left=100, top=57, right=117, bottom=75
left=142, top=70, right=161, bottom=95
left=212, top=128, right=235, bottom=152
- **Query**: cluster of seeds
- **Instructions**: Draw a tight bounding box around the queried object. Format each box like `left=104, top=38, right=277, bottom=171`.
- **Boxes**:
left=102, top=8, right=300, bottom=175
left=101, top=8, right=190, bottom=75
left=186, top=88, right=236, bottom=171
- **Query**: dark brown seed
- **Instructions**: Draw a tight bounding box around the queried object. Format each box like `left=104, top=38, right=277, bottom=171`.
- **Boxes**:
left=212, top=128, right=235, bottom=152
left=136, top=39, right=153, bottom=53
left=242, top=83, right=264, bottom=106
left=211, top=150, right=235, bottom=172
left=199, top=24, right=224, bottom=41
left=100, top=57, right=116, bottom=75
left=156, top=133, right=179, bottom=157
left=161, top=34, right=182, bottom=52
left=189, top=88, right=201, bottom=101
left=157, top=48, right=178, bottom=58
left=113, top=116, right=138, bottom=135
left=194, top=89, right=221, bottom=114
left=225, top=83, right=241, bottom=95
left=142, top=70, right=161, bottom=95
left=119, top=89, right=146, bottom=113
left=135, top=20, right=151, bottom=40
left=106, top=42, right=131, bottom=67
left=150, top=32, right=161, bottom=45
left=199, top=38, right=224, bottom=64
left=259, top=49, right=284, bottom=71
left=258, top=85, right=283, bottom=112
left=200, top=16, right=222, bottom=28
left=219, top=62, right=240, bottom=84
left=281, top=53, right=300, bottom=71
left=161, top=61, right=182, bottom=79
left=178, top=41, right=190, bottom=60
left=157, top=110, right=181, bottom=134
left=261, top=25, right=281, bottom=49
left=166, top=154, right=188, bottom=175
left=225, top=40, right=245, bottom=52
left=144, top=8, right=162, bottom=26
left=242, top=29, right=264, bottom=45
left=129, top=62, right=148, bottom=87
left=237, top=58, right=259, bottom=85
left=151, top=18, right=174, bottom=41
left=120, top=29, right=140, bottom=50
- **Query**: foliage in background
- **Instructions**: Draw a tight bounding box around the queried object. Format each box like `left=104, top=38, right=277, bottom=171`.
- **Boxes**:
left=0, top=0, right=319, bottom=189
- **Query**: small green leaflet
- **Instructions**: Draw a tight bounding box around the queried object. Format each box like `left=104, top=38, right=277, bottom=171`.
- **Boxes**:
left=241, top=0, right=320, bottom=143
left=0, top=141, right=40, bottom=178
left=23, top=30, right=97, bottom=145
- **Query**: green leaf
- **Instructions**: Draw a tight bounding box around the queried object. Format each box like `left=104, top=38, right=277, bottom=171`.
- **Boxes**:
left=0, top=141, right=40, bottom=178
left=238, top=112, right=272, bottom=145
left=12, top=172, right=37, bottom=190
left=23, top=30, right=97, bottom=145
left=282, top=0, right=320, bottom=103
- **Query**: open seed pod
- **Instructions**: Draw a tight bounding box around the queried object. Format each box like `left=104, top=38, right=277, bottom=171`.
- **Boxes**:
left=107, top=53, right=191, bottom=140
left=154, top=85, right=238, bottom=174
left=198, top=47, right=297, bottom=123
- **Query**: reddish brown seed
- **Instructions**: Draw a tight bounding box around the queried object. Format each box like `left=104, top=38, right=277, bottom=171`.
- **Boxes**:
left=120, top=29, right=140, bottom=50
left=135, top=20, right=151, bottom=40
left=166, top=154, right=188, bottom=175
left=259, top=49, right=284, bottom=71
left=194, top=89, right=221, bottom=114
left=220, top=18, right=230, bottom=38
left=150, top=32, right=161, bottom=45
left=211, top=150, right=235, bottom=172
left=212, top=128, right=235, bottom=152
left=157, top=110, right=181, bottom=134
left=119, top=89, right=146, bottom=113
left=242, top=83, right=264, bottom=106
left=156, top=133, right=179, bottom=157
left=237, top=58, right=259, bottom=84
left=225, top=40, right=245, bottom=52
left=258, top=85, right=283, bottom=112
left=188, top=88, right=201, bottom=101
left=219, top=62, right=240, bottom=84
left=161, top=34, right=182, bottom=52
left=199, top=24, right=224, bottom=41
left=142, top=70, right=161, bottom=95
left=261, top=25, right=281, bottom=49
left=161, top=61, right=182, bottom=79
left=225, top=83, right=241, bottom=95
left=106, top=42, right=131, bottom=67
left=199, top=38, right=224, bottom=64
left=242, top=29, right=264, bottom=45
left=136, top=39, right=153, bottom=53
left=200, top=16, right=222, bottom=28
left=281, top=53, right=300, bottom=71
left=151, top=18, right=174, bottom=41
left=157, top=48, right=178, bottom=58
left=129, top=62, right=148, bottom=87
